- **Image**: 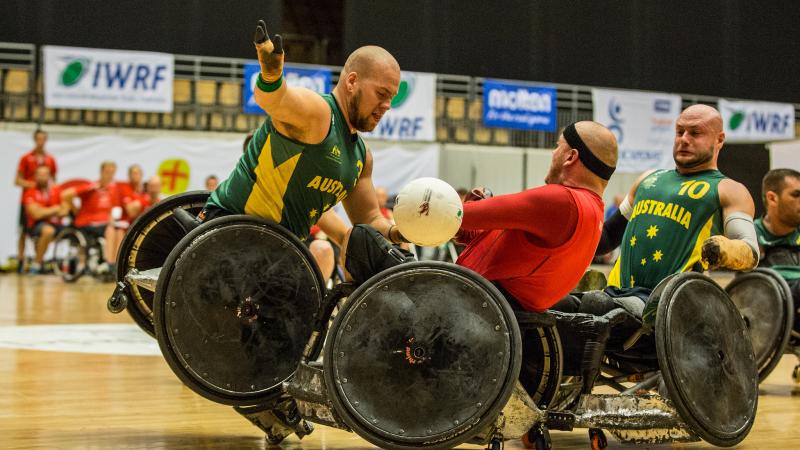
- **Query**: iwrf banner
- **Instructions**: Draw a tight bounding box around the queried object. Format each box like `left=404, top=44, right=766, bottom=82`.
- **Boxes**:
left=592, top=88, right=681, bottom=173
left=362, top=71, right=436, bottom=142
left=718, top=99, right=795, bottom=143
left=43, top=45, right=174, bottom=112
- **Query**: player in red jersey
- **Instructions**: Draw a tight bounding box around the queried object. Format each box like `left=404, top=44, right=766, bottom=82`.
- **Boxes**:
left=15, top=129, right=57, bottom=272
left=456, top=121, right=619, bottom=312
left=62, top=161, right=121, bottom=272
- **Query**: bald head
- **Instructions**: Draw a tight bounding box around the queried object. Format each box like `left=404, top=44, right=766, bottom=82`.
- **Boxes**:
left=575, top=121, right=618, bottom=169
left=341, top=46, right=400, bottom=81
left=679, top=104, right=723, bottom=133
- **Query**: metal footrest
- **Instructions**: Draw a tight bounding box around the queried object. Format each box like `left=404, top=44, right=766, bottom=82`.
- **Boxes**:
left=124, top=267, right=162, bottom=292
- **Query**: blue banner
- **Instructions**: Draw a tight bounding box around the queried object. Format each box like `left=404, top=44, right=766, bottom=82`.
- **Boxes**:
left=243, top=63, right=332, bottom=114
left=482, top=79, right=556, bottom=131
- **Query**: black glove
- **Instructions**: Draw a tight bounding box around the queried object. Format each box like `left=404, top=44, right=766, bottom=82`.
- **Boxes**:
left=253, top=19, right=284, bottom=81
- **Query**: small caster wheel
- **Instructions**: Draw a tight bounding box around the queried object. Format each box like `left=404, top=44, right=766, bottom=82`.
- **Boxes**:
left=792, top=364, right=800, bottom=384
left=107, top=292, right=128, bottom=313
left=589, top=428, right=607, bottom=450
left=522, top=425, right=551, bottom=450
left=486, top=436, right=502, bottom=450
left=266, top=432, right=285, bottom=446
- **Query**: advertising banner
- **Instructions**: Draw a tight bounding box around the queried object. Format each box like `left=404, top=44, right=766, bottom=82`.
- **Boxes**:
left=482, top=79, right=556, bottom=131
left=362, top=71, right=436, bottom=142
left=43, top=45, right=173, bottom=112
left=592, top=88, right=682, bottom=173
left=719, top=99, right=795, bottom=143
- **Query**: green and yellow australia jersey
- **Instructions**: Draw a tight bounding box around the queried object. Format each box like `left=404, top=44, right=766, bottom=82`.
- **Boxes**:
left=608, top=169, right=727, bottom=289
left=755, top=218, right=800, bottom=281
left=208, top=94, right=366, bottom=238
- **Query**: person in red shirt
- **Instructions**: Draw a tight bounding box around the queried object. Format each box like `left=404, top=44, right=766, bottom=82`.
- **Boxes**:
left=23, top=166, right=65, bottom=274
left=15, top=129, right=57, bottom=272
left=456, top=121, right=618, bottom=312
left=62, top=161, right=121, bottom=272
left=143, top=175, right=162, bottom=207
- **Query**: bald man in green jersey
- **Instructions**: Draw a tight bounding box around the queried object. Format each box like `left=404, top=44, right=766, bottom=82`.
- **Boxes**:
left=201, top=21, right=410, bottom=282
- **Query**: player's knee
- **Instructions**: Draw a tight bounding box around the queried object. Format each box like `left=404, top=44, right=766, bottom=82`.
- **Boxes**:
left=309, top=239, right=334, bottom=259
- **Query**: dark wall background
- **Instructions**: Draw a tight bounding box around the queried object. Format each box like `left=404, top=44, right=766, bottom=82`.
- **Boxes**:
left=343, top=0, right=800, bottom=103
left=3, top=1, right=798, bottom=103
left=718, top=144, right=771, bottom=218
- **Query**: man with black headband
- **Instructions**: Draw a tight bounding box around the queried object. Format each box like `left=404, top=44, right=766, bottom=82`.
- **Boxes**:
left=568, top=104, right=759, bottom=316
left=201, top=20, right=410, bottom=283
left=455, top=121, right=618, bottom=311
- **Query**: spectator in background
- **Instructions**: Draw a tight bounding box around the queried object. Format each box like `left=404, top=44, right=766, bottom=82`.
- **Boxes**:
left=15, top=129, right=57, bottom=272
left=117, top=164, right=147, bottom=228
left=375, top=186, right=392, bottom=220
left=144, top=175, right=163, bottom=206
left=114, top=164, right=149, bottom=257
left=604, top=194, right=624, bottom=221
left=23, top=166, right=65, bottom=274
left=596, top=194, right=625, bottom=264
left=61, top=161, right=121, bottom=273
left=205, top=175, right=219, bottom=191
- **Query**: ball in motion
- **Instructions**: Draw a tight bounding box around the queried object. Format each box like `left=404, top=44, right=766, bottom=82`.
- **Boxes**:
left=393, top=177, right=463, bottom=246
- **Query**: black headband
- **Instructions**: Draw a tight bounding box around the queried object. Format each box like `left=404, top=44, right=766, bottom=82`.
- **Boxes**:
left=563, top=122, right=615, bottom=180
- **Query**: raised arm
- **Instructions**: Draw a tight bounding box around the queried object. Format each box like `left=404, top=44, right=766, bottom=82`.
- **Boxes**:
left=252, top=20, right=331, bottom=144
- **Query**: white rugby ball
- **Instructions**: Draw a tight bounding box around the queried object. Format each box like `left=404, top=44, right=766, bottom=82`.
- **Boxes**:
left=393, top=177, right=463, bottom=246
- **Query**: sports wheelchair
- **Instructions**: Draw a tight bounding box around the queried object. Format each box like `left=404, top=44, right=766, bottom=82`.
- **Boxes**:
left=51, top=224, right=110, bottom=282
left=107, top=192, right=759, bottom=449
left=725, top=267, right=800, bottom=384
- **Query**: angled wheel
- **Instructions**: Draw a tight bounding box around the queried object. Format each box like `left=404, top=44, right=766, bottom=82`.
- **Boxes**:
left=323, top=261, right=521, bottom=450
left=655, top=272, right=757, bottom=447
left=52, top=227, right=88, bottom=283
left=115, top=191, right=209, bottom=337
left=726, top=268, right=793, bottom=382
left=154, top=215, right=324, bottom=406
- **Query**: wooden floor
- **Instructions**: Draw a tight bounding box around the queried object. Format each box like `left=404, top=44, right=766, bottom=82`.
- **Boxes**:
left=0, top=273, right=798, bottom=449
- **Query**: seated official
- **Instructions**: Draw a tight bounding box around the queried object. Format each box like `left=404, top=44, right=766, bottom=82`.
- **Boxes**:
left=23, top=166, right=66, bottom=274
left=61, top=161, right=122, bottom=272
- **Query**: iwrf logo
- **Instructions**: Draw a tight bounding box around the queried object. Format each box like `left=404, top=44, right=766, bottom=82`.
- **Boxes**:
left=391, top=75, right=414, bottom=109
left=58, top=56, right=168, bottom=90
left=727, top=108, right=792, bottom=134
left=59, top=58, right=90, bottom=87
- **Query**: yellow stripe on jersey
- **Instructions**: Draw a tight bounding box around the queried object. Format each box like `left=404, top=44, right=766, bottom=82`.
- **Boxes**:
left=679, top=216, right=714, bottom=273
left=607, top=257, right=621, bottom=288
left=244, top=134, right=301, bottom=222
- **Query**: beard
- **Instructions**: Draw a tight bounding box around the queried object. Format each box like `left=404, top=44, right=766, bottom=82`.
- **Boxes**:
left=544, top=162, right=561, bottom=185
left=347, top=90, right=376, bottom=132
left=778, top=207, right=800, bottom=229
left=674, top=145, right=714, bottom=169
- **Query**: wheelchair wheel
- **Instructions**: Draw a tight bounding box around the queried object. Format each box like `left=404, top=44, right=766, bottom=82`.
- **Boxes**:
left=115, top=191, right=209, bottom=337
left=323, top=261, right=522, bottom=450
left=655, top=272, right=757, bottom=447
left=726, top=268, right=794, bottom=382
left=520, top=325, right=563, bottom=410
left=51, top=227, right=88, bottom=283
left=154, top=215, right=324, bottom=406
